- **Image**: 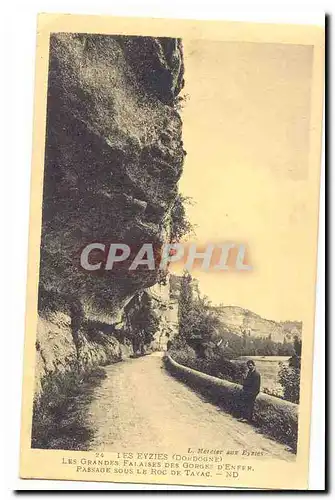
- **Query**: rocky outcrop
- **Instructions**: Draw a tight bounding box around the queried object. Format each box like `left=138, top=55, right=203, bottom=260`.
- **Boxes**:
left=35, top=33, right=185, bottom=387
left=40, top=33, right=185, bottom=311
left=119, top=278, right=179, bottom=355
left=147, top=281, right=179, bottom=351
left=34, top=311, right=133, bottom=396
left=35, top=313, right=77, bottom=394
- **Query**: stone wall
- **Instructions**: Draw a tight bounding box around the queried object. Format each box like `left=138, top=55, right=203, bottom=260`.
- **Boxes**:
left=164, top=354, right=299, bottom=451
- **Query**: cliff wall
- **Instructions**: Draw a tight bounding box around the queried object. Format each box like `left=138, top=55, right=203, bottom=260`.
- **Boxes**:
left=34, top=33, right=185, bottom=393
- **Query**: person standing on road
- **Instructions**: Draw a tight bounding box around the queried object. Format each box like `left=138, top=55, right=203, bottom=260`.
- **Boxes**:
left=240, top=360, right=261, bottom=422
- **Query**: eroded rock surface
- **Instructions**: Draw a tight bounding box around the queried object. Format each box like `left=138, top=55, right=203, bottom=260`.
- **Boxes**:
left=36, top=33, right=185, bottom=385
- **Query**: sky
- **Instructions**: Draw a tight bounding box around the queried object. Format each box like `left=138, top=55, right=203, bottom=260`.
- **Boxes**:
left=177, top=40, right=314, bottom=322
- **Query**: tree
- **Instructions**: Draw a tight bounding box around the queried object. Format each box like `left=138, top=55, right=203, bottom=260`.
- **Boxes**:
left=278, top=364, right=301, bottom=403
left=170, top=194, right=195, bottom=242
left=177, top=274, right=221, bottom=357
left=278, top=335, right=302, bottom=403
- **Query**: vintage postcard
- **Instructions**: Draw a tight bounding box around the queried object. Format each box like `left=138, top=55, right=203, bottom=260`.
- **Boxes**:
left=20, top=14, right=324, bottom=489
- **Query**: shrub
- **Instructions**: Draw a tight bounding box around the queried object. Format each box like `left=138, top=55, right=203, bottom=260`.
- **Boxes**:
left=31, top=367, right=106, bottom=450
left=169, top=344, right=246, bottom=384
left=253, top=394, right=298, bottom=452
left=278, top=365, right=301, bottom=404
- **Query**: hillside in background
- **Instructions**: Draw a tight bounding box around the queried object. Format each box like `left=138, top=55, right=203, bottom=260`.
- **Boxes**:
left=170, top=273, right=302, bottom=345
left=213, top=305, right=302, bottom=343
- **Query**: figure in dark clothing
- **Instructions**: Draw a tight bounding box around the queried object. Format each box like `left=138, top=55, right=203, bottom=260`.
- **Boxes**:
left=240, top=360, right=261, bottom=422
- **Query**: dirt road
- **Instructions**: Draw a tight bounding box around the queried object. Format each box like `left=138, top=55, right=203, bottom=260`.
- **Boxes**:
left=86, top=353, right=294, bottom=461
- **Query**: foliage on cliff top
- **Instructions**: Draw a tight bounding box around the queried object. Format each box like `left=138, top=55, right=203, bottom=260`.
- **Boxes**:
left=170, top=194, right=195, bottom=242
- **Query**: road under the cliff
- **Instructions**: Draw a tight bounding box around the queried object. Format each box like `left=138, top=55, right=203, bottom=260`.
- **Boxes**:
left=85, top=352, right=294, bottom=461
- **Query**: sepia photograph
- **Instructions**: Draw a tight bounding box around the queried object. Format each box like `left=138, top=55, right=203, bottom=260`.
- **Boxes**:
left=19, top=15, right=324, bottom=489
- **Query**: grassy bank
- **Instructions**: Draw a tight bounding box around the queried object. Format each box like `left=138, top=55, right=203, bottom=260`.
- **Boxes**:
left=31, top=367, right=107, bottom=450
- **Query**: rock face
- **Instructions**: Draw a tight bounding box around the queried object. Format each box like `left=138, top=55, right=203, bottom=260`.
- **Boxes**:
left=35, top=312, right=131, bottom=395
left=36, top=33, right=186, bottom=389
left=120, top=278, right=179, bottom=355
left=147, top=280, right=179, bottom=351
left=217, top=306, right=302, bottom=343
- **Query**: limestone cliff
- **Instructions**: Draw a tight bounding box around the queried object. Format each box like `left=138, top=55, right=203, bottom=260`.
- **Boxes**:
left=35, top=33, right=185, bottom=390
